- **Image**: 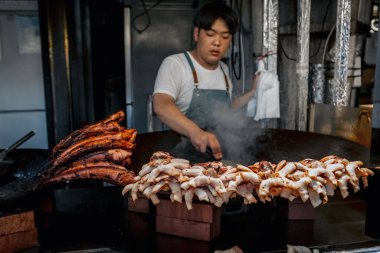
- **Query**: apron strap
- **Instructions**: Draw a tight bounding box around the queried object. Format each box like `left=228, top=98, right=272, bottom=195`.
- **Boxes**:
left=220, top=65, right=230, bottom=93
left=184, top=51, right=229, bottom=92
left=184, top=52, right=199, bottom=84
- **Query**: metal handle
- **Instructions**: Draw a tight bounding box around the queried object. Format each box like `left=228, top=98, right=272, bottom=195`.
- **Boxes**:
left=206, top=146, right=215, bottom=160
left=0, top=131, right=35, bottom=160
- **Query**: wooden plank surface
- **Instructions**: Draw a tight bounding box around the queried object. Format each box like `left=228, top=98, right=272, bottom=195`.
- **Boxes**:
left=288, top=201, right=315, bottom=220
left=128, top=196, right=149, bottom=214
left=156, top=199, right=215, bottom=223
left=156, top=215, right=219, bottom=241
left=0, top=210, right=35, bottom=236
left=0, top=228, right=38, bottom=253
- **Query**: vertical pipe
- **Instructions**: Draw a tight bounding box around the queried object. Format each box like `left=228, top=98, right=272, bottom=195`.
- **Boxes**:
left=82, top=0, right=95, bottom=123
left=309, top=63, right=326, bottom=104
left=68, top=0, right=86, bottom=129
left=365, top=20, right=380, bottom=240
left=332, top=0, right=352, bottom=106
left=263, top=0, right=278, bottom=74
left=296, top=0, right=311, bottom=131
left=261, top=0, right=279, bottom=129
left=124, top=6, right=133, bottom=128
left=370, top=25, right=380, bottom=169
left=147, top=94, right=153, bottom=132
left=39, top=0, right=73, bottom=144
left=252, top=0, right=263, bottom=60
left=39, top=0, right=55, bottom=148
left=263, top=0, right=268, bottom=60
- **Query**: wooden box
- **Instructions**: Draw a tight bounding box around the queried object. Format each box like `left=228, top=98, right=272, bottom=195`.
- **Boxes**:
left=156, top=199, right=221, bottom=241
left=0, top=210, right=39, bottom=253
left=0, top=210, right=35, bottom=236
left=128, top=194, right=150, bottom=214
left=279, top=198, right=315, bottom=220
left=0, top=228, right=39, bottom=253
left=156, top=233, right=211, bottom=253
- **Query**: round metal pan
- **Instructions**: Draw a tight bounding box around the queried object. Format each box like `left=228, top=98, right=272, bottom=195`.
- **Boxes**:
left=0, top=149, right=50, bottom=207
left=0, top=128, right=369, bottom=205
left=130, top=128, right=370, bottom=172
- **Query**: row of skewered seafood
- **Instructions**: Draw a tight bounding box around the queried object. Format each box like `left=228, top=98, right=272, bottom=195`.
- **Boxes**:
left=122, top=151, right=373, bottom=210
left=35, top=111, right=137, bottom=189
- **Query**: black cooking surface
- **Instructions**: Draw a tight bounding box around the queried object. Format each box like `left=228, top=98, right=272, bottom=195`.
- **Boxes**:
left=0, top=129, right=372, bottom=253
left=0, top=129, right=370, bottom=204
left=0, top=149, right=50, bottom=205
left=130, top=128, right=370, bottom=172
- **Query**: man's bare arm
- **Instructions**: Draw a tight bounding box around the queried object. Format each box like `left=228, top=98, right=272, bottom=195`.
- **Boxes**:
left=231, top=73, right=260, bottom=109
left=153, top=93, right=223, bottom=159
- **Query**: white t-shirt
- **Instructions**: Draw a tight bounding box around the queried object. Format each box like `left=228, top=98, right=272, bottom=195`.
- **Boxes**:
left=153, top=52, right=233, bottom=114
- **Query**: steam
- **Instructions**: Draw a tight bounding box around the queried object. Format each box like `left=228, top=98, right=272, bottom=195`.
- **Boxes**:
left=179, top=98, right=265, bottom=164
left=210, top=105, right=262, bottom=165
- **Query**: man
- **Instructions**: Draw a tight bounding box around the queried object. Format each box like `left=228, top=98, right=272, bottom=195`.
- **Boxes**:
left=153, top=1, right=259, bottom=160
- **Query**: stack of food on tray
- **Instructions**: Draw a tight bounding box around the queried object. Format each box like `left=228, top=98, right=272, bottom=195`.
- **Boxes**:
left=123, top=151, right=373, bottom=210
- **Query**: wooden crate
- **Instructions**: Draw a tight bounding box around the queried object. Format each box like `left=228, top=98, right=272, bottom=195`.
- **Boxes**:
left=0, top=228, right=39, bottom=253
left=278, top=198, right=315, bottom=220
left=128, top=195, right=150, bottom=214
left=0, top=210, right=38, bottom=253
left=156, top=199, right=221, bottom=241
left=288, top=199, right=315, bottom=220
left=0, top=210, right=35, bottom=236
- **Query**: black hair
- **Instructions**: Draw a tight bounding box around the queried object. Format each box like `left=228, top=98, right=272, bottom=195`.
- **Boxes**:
left=193, top=1, right=238, bottom=34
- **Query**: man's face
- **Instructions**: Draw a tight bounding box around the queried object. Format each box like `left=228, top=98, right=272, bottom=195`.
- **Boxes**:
left=194, top=18, right=232, bottom=68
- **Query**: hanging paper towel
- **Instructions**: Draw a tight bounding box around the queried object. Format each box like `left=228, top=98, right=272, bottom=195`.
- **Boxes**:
left=246, top=59, right=280, bottom=121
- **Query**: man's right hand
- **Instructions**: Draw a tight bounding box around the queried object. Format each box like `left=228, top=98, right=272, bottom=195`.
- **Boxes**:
left=189, top=129, right=223, bottom=160
left=153, top=94, right=223, bottom=160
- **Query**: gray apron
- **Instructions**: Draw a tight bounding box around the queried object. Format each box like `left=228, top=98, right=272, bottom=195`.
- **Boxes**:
left=184, top=51, right=231, bottom=133
left=171, top=52, right=232, bottom=160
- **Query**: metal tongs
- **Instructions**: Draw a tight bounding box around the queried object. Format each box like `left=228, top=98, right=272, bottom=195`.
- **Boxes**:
left=0, top=131, right=35, bottom=165
left=206, top=146, right=236, bottom=166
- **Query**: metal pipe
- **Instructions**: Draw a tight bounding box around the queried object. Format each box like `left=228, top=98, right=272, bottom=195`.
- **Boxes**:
left=296, top=0, right=311, bottom=131
left=261, top=0, right=279, bottom=129
left=370, top=23, right=380, bottom=169
left=309, top=63, right=326, bottom=104
left=332, top=0, right=352, bottom=106
left=263, top=0, right=278, bottom=74
left=124, top=6, right=133, bottom=128
left=147, top=94, right=154, bottom=132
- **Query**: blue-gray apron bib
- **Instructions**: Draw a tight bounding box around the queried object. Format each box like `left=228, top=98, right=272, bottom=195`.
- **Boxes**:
left=184, top=52, right=231, bottom=132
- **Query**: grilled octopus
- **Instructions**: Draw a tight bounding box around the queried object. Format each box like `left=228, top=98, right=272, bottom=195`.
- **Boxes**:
left=52, top=110, right=126, bottom=156
left=49, top=139, right=136, bottom=173
left=36, top=111, right=137, bottom=189
left=35, top=162, right=136, bottom=189
left=50, top=149, right=133, bottom=176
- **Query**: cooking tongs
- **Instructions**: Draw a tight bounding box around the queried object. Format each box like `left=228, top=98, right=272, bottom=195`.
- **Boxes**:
left=0, top=131, right=35, bottom=165
left=206, top=146, right=236, bottom=166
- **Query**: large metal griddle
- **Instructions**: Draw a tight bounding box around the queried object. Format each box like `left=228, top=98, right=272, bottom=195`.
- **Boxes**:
left=0, top=149, right=50, bottom=206
left=0, top=128, right=370, bottom=205
left=130, top=128, right=370, bottom=172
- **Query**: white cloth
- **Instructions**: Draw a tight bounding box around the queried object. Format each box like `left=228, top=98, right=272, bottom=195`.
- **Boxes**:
left=246, top=60, right=280, bottom=121
left=153, top=52, right=232, bottom=114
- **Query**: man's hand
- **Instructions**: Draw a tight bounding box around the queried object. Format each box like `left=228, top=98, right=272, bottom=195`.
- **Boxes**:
left=153, top=93, right=223, bottom=159
left=189, top=129, right=223, bottom=160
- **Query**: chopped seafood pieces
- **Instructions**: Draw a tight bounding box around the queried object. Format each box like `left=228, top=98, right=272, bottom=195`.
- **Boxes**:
left=122, top=152, right=373, bottom=210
